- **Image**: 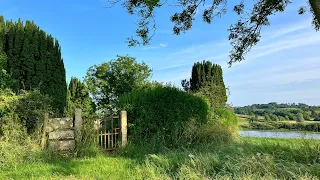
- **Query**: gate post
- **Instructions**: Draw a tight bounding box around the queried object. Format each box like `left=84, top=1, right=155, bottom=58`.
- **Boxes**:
left=74, top=108, right=83, bottom=145
left=120, top=111, right=128, bottom=147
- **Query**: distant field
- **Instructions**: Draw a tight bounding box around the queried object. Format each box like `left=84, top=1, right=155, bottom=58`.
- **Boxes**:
left=237, top=114, right=264, bottom=120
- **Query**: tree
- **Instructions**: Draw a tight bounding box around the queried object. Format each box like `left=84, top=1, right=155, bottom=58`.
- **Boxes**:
left=303, top=111, right=311, bottom=120
left=311, top=110, right=317, bottom=118
left=1, top=15, right=67, bottom=115
left=66, top=77, right=95, bottom=117
left=296, top=113, right=304, bottom=122
left=106, top=0, right=319, bottom=66
left=182, top=60, right=227, bottom=108
left=84, top=55, right=152, bottom=114
left=264, top=114, right=271, bottom=121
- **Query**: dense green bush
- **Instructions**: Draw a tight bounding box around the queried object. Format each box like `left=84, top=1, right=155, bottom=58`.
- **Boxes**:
left=0, top=89, right=52, bottom=134
left=0, top=89, right=53, bottom=165
left=118, top=86, right=210, bottom=147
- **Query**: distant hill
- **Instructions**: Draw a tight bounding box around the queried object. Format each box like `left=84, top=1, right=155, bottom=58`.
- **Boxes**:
left=234, top=103, right=320, bottom=121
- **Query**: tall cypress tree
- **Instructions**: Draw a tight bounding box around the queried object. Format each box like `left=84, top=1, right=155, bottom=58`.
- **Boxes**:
left=1, top=16, right=67, bottom=115
left=182, top=60, right=227, bottom=108
left=20, top=20, right=35, bottom=90
left=5, top=20, right=15, bottom=81
left=30, top=21, right=40, bottom=88
left=13, top=19, right=24, bottom=89
left=0, top=16, right=5, bottom=53
left=37, top=30, right=47, bottom=91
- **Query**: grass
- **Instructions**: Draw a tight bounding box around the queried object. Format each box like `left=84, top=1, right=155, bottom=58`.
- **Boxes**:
left=1, top=137, right=320, bottom=180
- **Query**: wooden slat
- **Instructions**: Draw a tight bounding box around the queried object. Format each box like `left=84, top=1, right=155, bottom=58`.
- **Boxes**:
left=111, top=119, right=114, bottom=148
left=108, top=129, right=110, bottom=149
left=104, top=119, right=107, bottom=149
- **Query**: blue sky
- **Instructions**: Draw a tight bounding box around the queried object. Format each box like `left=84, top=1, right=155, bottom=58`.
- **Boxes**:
left=1, top=0, right=320, bottom=106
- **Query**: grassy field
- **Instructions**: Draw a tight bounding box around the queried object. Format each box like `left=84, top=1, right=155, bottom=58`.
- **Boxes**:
left=1, top=137, right=320, bottom=180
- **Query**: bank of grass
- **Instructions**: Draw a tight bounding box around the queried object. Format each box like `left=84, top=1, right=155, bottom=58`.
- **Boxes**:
left=1, top=137, right=320, bottom=180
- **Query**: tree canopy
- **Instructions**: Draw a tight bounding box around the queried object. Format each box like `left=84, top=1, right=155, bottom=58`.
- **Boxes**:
left=106, top=0, right=320, bottom=65
left=84, top=55, right=152, bottom=114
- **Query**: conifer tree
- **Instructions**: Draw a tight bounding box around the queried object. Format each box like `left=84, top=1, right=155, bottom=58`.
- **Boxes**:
left=13, top=19, right=24, bottom=89
left=66, top=77, right=94, bottom=116
left=0, top=15, right=67, bottom=115
left=182, top=61, right=227, bottom=108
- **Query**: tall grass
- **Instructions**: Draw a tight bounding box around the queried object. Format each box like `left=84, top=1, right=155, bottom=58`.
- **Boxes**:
left=1, top=137, right=320, bottom=179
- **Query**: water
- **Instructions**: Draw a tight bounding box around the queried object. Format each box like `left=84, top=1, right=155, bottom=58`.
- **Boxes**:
left=238, top=130, right=320, bottom=139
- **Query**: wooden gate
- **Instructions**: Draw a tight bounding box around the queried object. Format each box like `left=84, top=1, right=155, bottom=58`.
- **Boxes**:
left=95, top=111, right=127, bottom=151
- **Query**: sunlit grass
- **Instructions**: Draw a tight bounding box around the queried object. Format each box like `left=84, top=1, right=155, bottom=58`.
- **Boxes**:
left=1, top=137, right=320, bottom=180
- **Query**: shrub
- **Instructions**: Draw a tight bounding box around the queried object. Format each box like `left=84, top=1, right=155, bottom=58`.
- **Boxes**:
left=184, top=108, right=238, bottom=144
left=0, top=89, right=52, bottom=134
left=118, top=86, right=210, bottom=147
left=0, top=89, right=52, bottom=166
left=0, top=113, right=41, bottom=166
left=296, top=113, right=304, bottom=123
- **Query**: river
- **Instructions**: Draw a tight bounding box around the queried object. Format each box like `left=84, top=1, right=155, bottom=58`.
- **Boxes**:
left=238, top=130, right=320, bottom=139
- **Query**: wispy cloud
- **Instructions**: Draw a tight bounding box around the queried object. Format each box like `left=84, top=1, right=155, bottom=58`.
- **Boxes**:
left=143, top=43, right=169, bottom=50
left=159, top=43, right=168, bottom=47
left=150, top=17, right=320, bottom=105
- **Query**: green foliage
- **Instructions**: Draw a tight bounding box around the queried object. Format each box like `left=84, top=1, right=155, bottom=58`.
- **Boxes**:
left=0, top=89, right=48, bottom=166
left=85, top=55, right=152, bottom=114
left=0, top=112, right=42, bottom=166
left=0, top=89, right=52, bottom=134
left=118, top=86, right=210, bottom=147
left=183, top=61, right=227, bottom=108
left=311, top=110, right=318, bottom=118
left=296, top=113, right=305, bottom=122
left=0, top=54, right=13, bottom=89
left=65, top=77, right=95, bottom=117
left=75, top=117, right=99, bottom=157
left=183, top=108, right=238, bottom=146
left=0, top=15, right=67, bottom=114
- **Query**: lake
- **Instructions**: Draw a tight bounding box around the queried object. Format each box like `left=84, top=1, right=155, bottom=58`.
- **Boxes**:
left=238, top=130, right=320, bottom=139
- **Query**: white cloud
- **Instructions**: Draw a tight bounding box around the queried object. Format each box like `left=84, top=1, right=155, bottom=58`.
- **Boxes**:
left=143, top=43, right=168, bottom=50
left=159, top=43, right=168, bottom=47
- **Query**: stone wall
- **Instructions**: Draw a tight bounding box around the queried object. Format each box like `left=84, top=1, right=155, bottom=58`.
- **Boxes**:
left=45, top=117, right=76, bottom=151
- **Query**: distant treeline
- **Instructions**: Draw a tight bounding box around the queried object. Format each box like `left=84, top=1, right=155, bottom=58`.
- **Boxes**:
left=234, top=102, right=320, bottom=121
left=242, top=121, right=320, bottom=132
left=0, top=15, right=66, bottom=113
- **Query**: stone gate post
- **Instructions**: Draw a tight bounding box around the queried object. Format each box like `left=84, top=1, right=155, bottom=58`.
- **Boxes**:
left=74, top=108, right=83, bottom=145
left=120, top=111, right=128, bottom=147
